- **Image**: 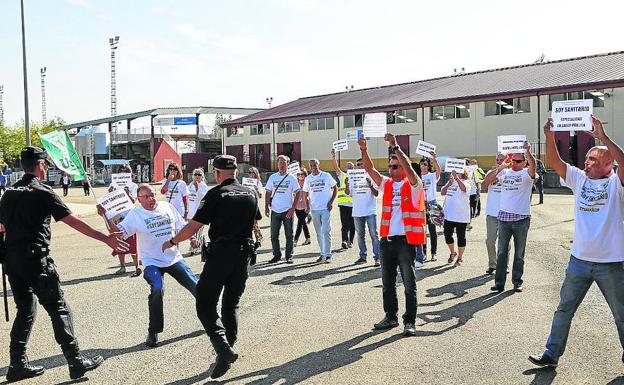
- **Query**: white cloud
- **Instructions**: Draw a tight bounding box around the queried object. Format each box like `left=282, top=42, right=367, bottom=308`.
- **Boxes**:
left=174, top=24, right=264, bottom=56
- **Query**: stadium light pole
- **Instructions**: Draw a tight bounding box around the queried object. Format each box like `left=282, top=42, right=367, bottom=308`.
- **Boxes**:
left=21, top=0, right=31, bottom=146
left=109, top=35, right=119, bottom=160
left=40, top=67, right=47, bottom=124
left=0, top=85, right=4, bottom=126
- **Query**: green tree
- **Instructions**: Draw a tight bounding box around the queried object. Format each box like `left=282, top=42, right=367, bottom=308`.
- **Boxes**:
left=0, top=118, right=65, bottom=164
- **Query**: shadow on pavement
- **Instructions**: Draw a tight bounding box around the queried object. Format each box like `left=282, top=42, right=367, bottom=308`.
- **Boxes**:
left=606, top=376, right=624, bottom=385
left=425, top=274, right=494, bottom=300
left=0, top=330, right=205, bottom=378
left=270, top=265, right=369, bottom=286
left=164, top=331, right=403, bottom=385
left=522, top=367, right=557, bottom=385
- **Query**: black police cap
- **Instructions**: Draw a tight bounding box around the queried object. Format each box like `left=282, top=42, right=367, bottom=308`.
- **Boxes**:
left=213, top=155, right=237, bottom=170
left=21, top=146, right=51, bottom=165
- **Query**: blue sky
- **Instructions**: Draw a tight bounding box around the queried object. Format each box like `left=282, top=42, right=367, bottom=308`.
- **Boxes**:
left=1, top=0, right=623, bottom=125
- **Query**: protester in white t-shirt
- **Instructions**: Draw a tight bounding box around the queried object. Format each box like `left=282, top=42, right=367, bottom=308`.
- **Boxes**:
left=482, top=142, right=536, bottom=293
left=529, top=117, right=624, bottom=369
left=160, top=162, right=189, bottom=218
left=265, top=155, right=301, bottom=264
left=345, top=157, right=380, bottom=265
left=303, top=158, right=338, bottom=262
left=419, top=153, right=442, bottom=262
left=441, top=170, right=470, bottom=266
left=104, top=184, right=197, bottom=348
left=247, top=167, right=264, bottom=249
left=481, top=153, right=506, bottom=275
left=187, top=168, right=209, bottom=254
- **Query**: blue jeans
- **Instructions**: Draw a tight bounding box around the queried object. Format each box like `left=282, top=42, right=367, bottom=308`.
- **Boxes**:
left=311, top=209, right=332, bottom=258
left=270, top=210, right=294, bottom=259
left=143, top=259, right=198, bottom=334
left=354, top=215, right=380, bottom=260
left=545, top=255, right=624, bottom=359
left=380, top=237, right=417, bottom=323
left=415, top=245, right=425, bottom=264
left=495, top=217, right=530, bottom=287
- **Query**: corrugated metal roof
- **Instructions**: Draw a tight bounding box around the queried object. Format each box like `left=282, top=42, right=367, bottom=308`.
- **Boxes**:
left=226, top=51, right=624, bottom=126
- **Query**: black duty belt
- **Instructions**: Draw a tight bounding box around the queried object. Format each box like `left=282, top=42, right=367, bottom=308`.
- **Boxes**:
left=381, top=235, right=407, bottom=242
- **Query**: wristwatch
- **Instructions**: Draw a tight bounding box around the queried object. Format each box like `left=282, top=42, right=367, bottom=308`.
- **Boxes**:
left=169, top=238, right=177, bottom=246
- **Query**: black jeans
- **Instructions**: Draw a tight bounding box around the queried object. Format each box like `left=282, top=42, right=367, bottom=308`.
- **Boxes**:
left=294, top=209, right=310, bottom=241
left=5, top=254, right=80, bottom=362
left=339, top=205, right=355, bottom=244
left=270, top=210, right=294, bottom=259
left=443, top=220, right=468, bottom=247
left=380, top=237, right=417, bottom=324
left=469, top=194, right=480, bottom=217
left=534, top=177, right=544, bottom=203
left=196, top=242, right=249, bottom=355
left=423, top=212, right=438, bottom=256
left=62, top=184, right=69, bottom=196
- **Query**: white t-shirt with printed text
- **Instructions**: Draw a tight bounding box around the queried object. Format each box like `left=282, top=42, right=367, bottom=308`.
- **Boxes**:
left=421, top=172, right=439, bottom=203
left=187, top=181, right=209, bottom=218
left=160, top=179, right=189, bottom=217
left=118, top=201, right=186, bottom=268
left=265, top=172, right=300, bottom=213
left=564, top=164, right=624, bottom=262
left=443, top=179, right=471, bottom=223
left=485, top=169, right=503, bottom=217
left=379, top=176, right=423, bottom=237
left=347, top=174, right=377, bottom=217
left=497, top=168, right=534, bottom=216
left=303, top=171, right=338, bottom=211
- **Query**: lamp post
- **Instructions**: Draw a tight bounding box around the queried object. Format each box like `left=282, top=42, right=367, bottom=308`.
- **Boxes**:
left=0, top=85, right=4, bottom=126
left=20, top=0, right=30, bottom=146
left=109, top=36, right=119, bottom=159
left=266, top=97, right=273, bottom=108
left=40, top=67, right=47, bottom=124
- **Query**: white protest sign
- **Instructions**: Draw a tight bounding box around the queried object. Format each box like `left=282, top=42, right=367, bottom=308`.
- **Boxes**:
left=347, top=169, right=369, bottom=194
left=551, top=99, right=593, bottom=131
left=242, top=177, right=257, bottom=190
left=415, top=140, right=436, bottom=158
left=332, top=139, right=348, bottom=152
left=363, top=113, right=387, bottom=138
left=111, top=173, right=132, bottom=188
left=497, top=135, right=527, bottom=155
left=444, top=158, right=466, bottom=173
left=287, top=162, right=300, bottom=176
left=96, top=189, right=135, bottom=219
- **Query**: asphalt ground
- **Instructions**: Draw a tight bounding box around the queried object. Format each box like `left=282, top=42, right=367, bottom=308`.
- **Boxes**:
left=0, top=185, right=622, bottom=385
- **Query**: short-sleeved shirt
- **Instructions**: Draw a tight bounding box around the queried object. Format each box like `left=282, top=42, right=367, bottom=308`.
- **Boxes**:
left=303, top=171, right=338, bottom=211
left=421, top=172, right=439, bottom=203
left=347, top=174, right=377, bottom=217
left=485, top=169, right=503, bottom=217
left=0, top=174, right=71, bottom=247
left=117, top=201, right=185, bottom=268
left=564, top=165, right=624, bottom=262
left=497, top=168, right=534, bottom=216
left=193, top=178, right=261, bottom=242
left=379, top=176, right=423, bottom=237
left=265, top=172, right=300, bottom=213
left=160, top=179, right=189, bottom=216
left=443, top=179, right=471, bottom=223
left=187, top=181, right=209, bottom=218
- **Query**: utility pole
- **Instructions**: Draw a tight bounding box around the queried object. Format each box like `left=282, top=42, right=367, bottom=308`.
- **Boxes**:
left=21, top=0, right=30, bottom=145
left=0, top=85, right=4, bottom=125
left=40, top=67, right=47, bottom=124
left=109, top=35, right=119, bottom=159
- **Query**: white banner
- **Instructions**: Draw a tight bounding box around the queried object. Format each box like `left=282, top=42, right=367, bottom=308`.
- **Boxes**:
left=332, top=139, right=348, bottom=152
left=363, top=113, right=387, bottom=137
left=497, top=135, right=527, bottom=155
left=287, top=162, right=300, bottom=176
left=551, top=99, right=593, bottom=131
left=415, top=140, right=436, bottom=158
left=242, top=177, right=257, bottom=189
left=347, top=169, right=369, bottom=194
left=96, top=189, right=135, bottom=219
left=111, top=173, right=132, bottom=188
left=444, top=158, right=467, bottom=173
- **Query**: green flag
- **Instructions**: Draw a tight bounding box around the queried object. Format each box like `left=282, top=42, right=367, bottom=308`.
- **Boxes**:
left=39, top=130, right=87, bottom=181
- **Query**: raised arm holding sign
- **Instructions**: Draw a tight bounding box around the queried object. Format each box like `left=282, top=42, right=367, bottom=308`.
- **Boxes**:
left=551, top=99, right=593, bottom=131
left=363, top=113, right=387, bottom=138
left=415, top=141, right=437, bottom=158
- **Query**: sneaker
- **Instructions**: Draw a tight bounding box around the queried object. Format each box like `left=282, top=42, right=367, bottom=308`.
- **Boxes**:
left=316, top=256, right=325, bottom=263
left=324, top=257, right=332, bottom=263
left=414, top=261, right=424, bottom=269
left=373, top=316, right=399, bottom=330
left=373, top=259, right=381, bottom=267
left=490, top=285, right=504, bottom=293
left=145, top=332, right=158, bottom=347
left=513, top=283, right=523, bottom=293
left=403, top=322, right=417, bottom=337
left=528, top=353, right=558, bottom=368
left=267, top=257, right=281, bottom=264
left=302, top=238, right=311, bottom=246
left=341, top=241, right=348, bottom=250
left=114, top=266, right=126, bottom=275
left=286, top=257, right=294, bottom=264
left=485, top=267, right=495, bottom=275
left=430, top=254, right=437, bottom=262
left=354, top=258, right=367, bottom=265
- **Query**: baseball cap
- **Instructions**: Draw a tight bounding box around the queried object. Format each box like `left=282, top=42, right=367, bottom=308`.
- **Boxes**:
left=212, top=155, right=237, bottom=170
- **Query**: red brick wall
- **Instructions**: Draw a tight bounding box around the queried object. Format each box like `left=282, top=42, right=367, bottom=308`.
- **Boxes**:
left=153, top=139, right=182, bottom=182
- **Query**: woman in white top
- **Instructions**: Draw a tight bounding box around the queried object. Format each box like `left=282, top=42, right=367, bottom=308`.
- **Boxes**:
left=419, top=153, right=441, bottom=262
left=441, top=170, right=471, bottom=266
left=187, top=168, right=209, bottom=254
left=248, top=167, right=264, bottom=248
left=160, top=162, right=189, bottom=218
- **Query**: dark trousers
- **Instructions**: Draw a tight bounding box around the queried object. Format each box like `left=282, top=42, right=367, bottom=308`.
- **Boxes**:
left=443, top=220, right=468, bottom=247
left=423, top=212, right=438, bottom=256
left=469, top=194, right=480, bottom=217
left=270, top=210, right=294, bottom=259
left=6, top=255, right=79, bottom=362
left=196, top=242, right=249, bottom=355
left=380, top=237, right=417, bottom=324
left=83, top=185, right=89, bottom=196
left=294, top=209, right=310, bottom=241
left=534, top=178, right=544, bottom=204
left=495, top=218, right=531, bottom=287
left=62, top=184, right=69, bottom=196
left=339, top=205, right=355, bottom=244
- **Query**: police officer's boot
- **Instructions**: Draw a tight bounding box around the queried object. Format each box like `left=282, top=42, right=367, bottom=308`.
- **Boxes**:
left=6, top=354, right=45, bottom=383
left=210, top=347, right=238, bottom=379
left=64, top=350, right=104, bottom=380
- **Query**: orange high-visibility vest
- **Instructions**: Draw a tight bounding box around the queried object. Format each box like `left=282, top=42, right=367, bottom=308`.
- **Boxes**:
left=380, top=178, right=426, bottom=245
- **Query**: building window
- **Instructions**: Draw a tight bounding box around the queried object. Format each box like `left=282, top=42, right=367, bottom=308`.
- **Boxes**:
left=277, top=121, right=301, bottom=133
left=430, top=104, right=470, bottom=120
left=227, top=126, right=244, bottom=137
left=309, top=117, right=334, bottom=130
left=548, top=89, right=605, bottom=110
left=388, top=110, right=417, bottom=124
left=250, top=123, right=270, bottom=136
left=484, top=97, right=530, bottom=116
left=344, top=115, right=355, bottom=128
left=354, top=114, right=363, bottom=127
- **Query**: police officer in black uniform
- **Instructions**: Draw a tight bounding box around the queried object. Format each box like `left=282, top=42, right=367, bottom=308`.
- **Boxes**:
left=163, top=154, right=260, bottom=379
left=0, top=147, right=127, bottom=383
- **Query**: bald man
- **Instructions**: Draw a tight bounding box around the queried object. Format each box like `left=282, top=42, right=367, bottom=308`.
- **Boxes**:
left=529, top=117, right=624, bottom=368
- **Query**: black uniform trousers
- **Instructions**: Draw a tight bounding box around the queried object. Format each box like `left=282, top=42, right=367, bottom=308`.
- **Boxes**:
left=5, top=253, right=79, bottom=361
left=196, top=241, right=249, bottom=355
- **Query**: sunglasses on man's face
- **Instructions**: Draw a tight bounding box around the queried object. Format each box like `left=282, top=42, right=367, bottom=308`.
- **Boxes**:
left=512, top=159, right=525, bottom=163
left=388, top=164, right=401, bottom=170
left=194, top=173, right=202, bottom=176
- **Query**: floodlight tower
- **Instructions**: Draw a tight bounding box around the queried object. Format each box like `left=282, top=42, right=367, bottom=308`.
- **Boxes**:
left=40, top=67, right=47, bottom=124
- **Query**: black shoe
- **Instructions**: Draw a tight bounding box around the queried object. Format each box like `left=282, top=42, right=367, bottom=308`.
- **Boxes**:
left=254, top=241, right=261, bottom=250
left=373, top=260, right=381, bottom=267
left=354, top=258, right=367, bottom=265
left=373, top=316, right=399, bottom=330
left=347, top=242, right=353, bottom=248
left=528, top=353, right=558, bottom=368
left=210, top=348, right=239, bottom=379
left=285, top=257, right=294, bottom=264
left=341, top=241, right=348, bottom=250
left=490, top=285, right=504, bottom=293
left=68, top=355, right=104, bottom=380
left=485, top=268, right=495, bottom=275
left=513, top=283, right=523, bottom=293
left=145, top=332, right=159, bottom=347
left=403, top=322, right=417, bottom=337
left=267, top=257, right=281, bottom=264
left=6, top=358, right=45, bottom=383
